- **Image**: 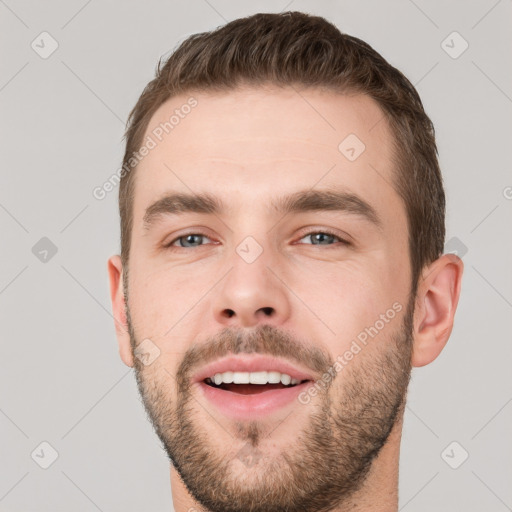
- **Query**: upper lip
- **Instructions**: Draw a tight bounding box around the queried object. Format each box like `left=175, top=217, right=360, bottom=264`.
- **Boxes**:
left=192, top=355, right=316, bottom=383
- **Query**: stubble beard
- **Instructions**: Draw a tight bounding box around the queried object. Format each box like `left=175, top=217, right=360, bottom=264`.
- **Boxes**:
left=127, top=294, right=414, bottom=512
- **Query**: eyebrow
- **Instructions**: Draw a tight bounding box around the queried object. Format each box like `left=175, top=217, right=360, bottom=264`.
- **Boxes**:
left=142, top=189, right=383, bottom=232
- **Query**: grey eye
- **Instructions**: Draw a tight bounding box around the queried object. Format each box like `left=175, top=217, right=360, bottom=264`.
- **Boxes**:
left=180, top=234, right=203, bottom=247
left=300, top=232, right=342, bottom=245
left=309, top=233, right=336, bottom=245
left=173, top=234, right=211, bottom=248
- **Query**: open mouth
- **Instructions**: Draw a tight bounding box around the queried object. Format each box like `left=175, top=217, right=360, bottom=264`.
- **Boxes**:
left=203, top=377, right=310, bottom=395
left=194, top=359, right=316, bottom=418
left=198, top=373, right=313, bottom=419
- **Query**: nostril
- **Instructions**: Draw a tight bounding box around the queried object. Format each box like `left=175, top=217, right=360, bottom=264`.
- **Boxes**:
left=260, top=307, right=274, bottom=316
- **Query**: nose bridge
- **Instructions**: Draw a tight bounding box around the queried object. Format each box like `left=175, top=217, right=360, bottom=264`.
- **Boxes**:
left=212, top=229, right=291, bottom=328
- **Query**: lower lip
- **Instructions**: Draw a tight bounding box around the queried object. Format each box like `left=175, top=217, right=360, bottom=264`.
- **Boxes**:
left=196, top=380, right=312, bottom=420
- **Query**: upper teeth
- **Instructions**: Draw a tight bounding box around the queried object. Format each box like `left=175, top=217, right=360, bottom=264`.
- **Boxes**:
left=209, top=371, right=301, bottom=386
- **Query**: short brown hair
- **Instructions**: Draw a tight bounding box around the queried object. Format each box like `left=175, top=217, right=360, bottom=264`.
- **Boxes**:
left=119, top=11, right=445, bottom=298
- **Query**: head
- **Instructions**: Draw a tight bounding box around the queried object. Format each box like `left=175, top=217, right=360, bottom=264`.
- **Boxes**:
left=108, top=11, right=463, bottom=512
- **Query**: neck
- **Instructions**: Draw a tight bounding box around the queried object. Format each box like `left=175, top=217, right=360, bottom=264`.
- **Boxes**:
left=170, top=414, right=403, bottom=512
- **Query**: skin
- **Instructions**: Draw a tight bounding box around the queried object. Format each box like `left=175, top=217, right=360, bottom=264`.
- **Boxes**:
left=108, top=85, right=463, bottom=512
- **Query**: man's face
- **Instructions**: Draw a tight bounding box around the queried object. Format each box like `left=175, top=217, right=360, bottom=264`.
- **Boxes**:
left=124, top=86, right=414, bottom=512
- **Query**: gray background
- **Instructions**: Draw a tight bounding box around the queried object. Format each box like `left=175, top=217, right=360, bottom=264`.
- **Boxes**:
left=1, top=0, right=511, bottom=510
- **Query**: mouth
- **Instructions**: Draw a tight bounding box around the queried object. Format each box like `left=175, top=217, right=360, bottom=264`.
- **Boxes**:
left=192, top=356, right=316, bottom=419
left=192, top=354, right=316, bottom=384
left=197, top=378, right=312, bottom=420
left=203, top=375, right=309, bottom=395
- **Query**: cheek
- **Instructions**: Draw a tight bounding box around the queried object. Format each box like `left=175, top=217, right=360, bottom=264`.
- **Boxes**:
left=126, top=265, right=172, bottom=337
left=128, top=260, right=215, bottom=345
left=285, top=255, right=406, bottom=365
left=288, top=256, right=389, bottom=327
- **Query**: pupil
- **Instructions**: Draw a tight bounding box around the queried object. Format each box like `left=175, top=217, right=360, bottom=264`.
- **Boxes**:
left=183, top=234, right=201, bottom=247
left=313, top=233, right=333, bottom=244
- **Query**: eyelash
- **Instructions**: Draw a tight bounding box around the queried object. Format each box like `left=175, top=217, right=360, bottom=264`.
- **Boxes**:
left=163, top=229, right=350, bottom=250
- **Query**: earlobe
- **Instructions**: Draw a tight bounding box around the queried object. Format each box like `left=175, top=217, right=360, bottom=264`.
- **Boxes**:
left=411, top=253, right=464, bottom=367
left=107, top=255, right=134, bottom=368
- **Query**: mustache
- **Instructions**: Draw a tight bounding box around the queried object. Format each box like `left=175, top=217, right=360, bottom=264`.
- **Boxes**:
left=175, top=324, right=333, bottom=390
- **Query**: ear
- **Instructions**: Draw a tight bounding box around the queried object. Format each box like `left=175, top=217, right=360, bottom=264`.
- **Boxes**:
left=107, top=255, right=134, bottom=367
left=411, top=253, right=464, bottom=367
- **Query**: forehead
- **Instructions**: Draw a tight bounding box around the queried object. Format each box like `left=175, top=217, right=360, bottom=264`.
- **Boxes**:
left=133, top=86, right=405, bottom=232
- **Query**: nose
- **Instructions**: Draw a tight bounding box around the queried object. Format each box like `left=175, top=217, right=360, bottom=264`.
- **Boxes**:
left=212, top=247, right=291, bottom=329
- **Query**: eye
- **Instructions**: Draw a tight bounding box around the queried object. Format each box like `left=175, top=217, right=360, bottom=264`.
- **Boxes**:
left=164, top=232, right=214, bottom=249
left=163, top=229, right=349, bottom=251
left=296, top=230, right=350, bottom=247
